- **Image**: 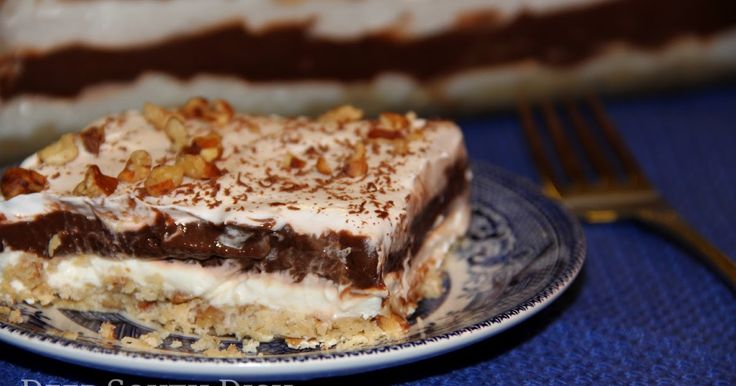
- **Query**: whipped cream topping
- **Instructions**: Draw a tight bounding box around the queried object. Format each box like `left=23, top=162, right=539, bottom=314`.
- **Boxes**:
left=0, top=0, right=612, bottom=52
left=0, top=108, right=466, bottom=257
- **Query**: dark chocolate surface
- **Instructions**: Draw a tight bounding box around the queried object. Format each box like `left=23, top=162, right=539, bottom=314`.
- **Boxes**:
left=0, top=159, right=469, bottom=289
left=1, top=0, right=735, bottom=99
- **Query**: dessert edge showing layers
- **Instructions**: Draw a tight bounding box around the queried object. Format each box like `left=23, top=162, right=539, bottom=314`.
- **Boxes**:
left=0, top=100, right=471, bottom=352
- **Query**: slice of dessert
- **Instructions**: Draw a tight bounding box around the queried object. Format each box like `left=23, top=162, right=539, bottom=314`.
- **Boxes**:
left=0, top=99, right=471, bottom=349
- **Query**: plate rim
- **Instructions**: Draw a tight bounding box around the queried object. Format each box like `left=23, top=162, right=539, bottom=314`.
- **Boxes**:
left=0, top=163, right=586, bottom=380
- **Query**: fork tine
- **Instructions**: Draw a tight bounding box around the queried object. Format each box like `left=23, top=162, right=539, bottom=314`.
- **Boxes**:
left=563, top=99, right=617, bottom=184
left=586, top=94, right=649, bottom=186
left=517, top=97, right=562, bottom=197
left=539, top=100, right=588, bottom=187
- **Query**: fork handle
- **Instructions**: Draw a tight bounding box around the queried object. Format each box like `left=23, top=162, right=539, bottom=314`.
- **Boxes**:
left=635, top=207, right=736, bottom=290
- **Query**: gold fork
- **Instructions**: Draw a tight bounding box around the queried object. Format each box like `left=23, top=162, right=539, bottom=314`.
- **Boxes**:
left=517, top=94, right=736, bottom=289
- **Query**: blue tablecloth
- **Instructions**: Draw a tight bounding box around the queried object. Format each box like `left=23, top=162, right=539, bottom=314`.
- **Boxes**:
left=1, top=83, right=735, bottom=385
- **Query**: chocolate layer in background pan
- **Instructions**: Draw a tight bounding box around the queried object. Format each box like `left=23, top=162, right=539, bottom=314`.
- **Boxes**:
left=1, top=0, right=735, bottom=100
left=0, top=159, right=469, bottom=289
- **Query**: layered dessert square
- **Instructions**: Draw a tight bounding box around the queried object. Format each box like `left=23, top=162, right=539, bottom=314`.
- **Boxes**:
left=0, top=99, right=471, bottom=349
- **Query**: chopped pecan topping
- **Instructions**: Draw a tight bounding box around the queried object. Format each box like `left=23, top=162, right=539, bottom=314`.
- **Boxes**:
left=367, top=112, right=413, bottom=140
left=176, top=154, right=222, bottom=179
left=344, top=142, right=368, bottom=178
left=368, top=112, right=425, bottom=155
left=316, top=156, right=332, bottom=175
left=184, top=132, right=223, bottom=162
left=74, top=165, right=119, bottom=197
left=181, top=97, right=210, bottom=119
left=80, top=125, right=105, bottom=155
left=144, top=165, right=184, bottom=196
left=367, top=112, right=416, bottom=141
left=180, top=97, right=234, bottom=125
left=192, top=132, right=222, bottom=149
left=210, top=99, right=234, bottom=125
left=319, top=105, right=363, bottom=123
left=199, top=147, right=221, bottom=163
left=1, top=167, right=48, bottom=199
left=37, top=134, right=79, bottom=165
left=142, top=102, right=170, bottom=130
left=379, top=112, right=410, bottom=131
left=283, top=152, right=306, bottom=170
left=164, top=116, right=189, bottom=152
left=367, top=127, right=405, bottom=140
left=118, top=150, right=152, bottom=182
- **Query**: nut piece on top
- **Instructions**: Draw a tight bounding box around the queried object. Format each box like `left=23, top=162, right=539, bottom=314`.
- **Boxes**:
left=319, top=105, right=363, bottom=123
left=344, top=142, right=368, bottom=178
left=139, top=99, right=227, bottom=196
left=144, top=165, right=184, bottom=196
left=316, top=156, right=332, bottom=175
left=181, top=97, right=234, bottom=124
left=80, top=126, right=105, bottom=155
left=183, top=132, right=223, bottom=162
left=118, top=150, right=153, bottom=182
left=176, top=154, right=221, bottom=179
left=37, top=133, right=79, bottom=165
left=74, top=165, right=118, bottom=197
left=2, top=100, right=429, bottom=203
left=1, top=167, right=48, bottom=199
left=164, top=116, right=189, bottom=152
left=142, top=102, right=170, bottom=130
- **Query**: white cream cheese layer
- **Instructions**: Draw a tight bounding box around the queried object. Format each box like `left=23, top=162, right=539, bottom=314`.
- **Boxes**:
left=49, top=257, right=386, bottom=319
left=0, top=249, right=383, bottom=319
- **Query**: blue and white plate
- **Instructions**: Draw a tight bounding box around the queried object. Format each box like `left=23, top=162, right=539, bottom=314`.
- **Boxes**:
left=0, top=163, right=585, bottom=380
